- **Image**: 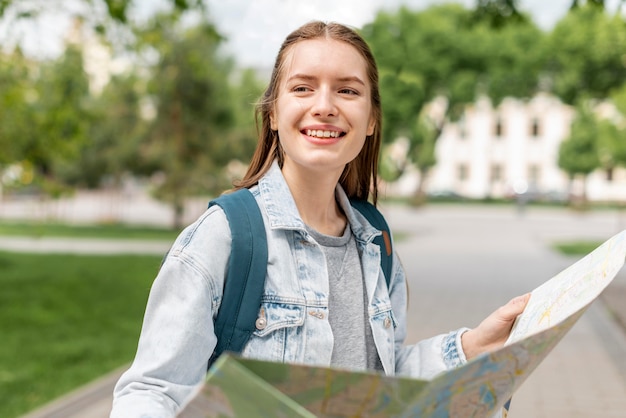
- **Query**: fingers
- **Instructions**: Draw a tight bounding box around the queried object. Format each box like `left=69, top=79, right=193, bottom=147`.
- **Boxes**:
left=462, top=293, right=532, bottom=360
left=509, top=292, right=531, bottom=307
left=500, top=293, right=531, bottom=320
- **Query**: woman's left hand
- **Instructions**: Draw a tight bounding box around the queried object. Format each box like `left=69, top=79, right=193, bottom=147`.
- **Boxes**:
left=461, top=293, right=531, bottom=360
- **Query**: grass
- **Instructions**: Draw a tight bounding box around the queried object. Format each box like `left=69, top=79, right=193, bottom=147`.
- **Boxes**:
left=0, top=220, right=180, bottom=240
left=0, top=251, right=162, bottom=418
left=552, top=241, right=603, bottom=256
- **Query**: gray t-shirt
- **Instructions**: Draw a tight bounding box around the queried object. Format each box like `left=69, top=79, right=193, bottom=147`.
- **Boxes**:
left=307, top=224, right=383, bottom=372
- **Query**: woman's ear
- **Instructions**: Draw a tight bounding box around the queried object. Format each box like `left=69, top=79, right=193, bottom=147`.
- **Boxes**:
left=367, top=114, right=376, bottom=136
left=270, top=111, right=278, bottom=131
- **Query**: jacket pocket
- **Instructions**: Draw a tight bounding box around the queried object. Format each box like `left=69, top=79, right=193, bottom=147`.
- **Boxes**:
left=242, top=302, right=305, bottom=362
left=252, top=302, right=305, bottom=337
left=370, top=302, right=398, bottom=372
left=371, top=306, right=398, bottom=330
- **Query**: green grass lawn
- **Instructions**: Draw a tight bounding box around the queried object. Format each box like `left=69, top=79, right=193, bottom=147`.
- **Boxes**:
left=0, top=251, right=162, bottom=418
left=552, top=240, right=603, bottom=256
left=0, top=220, right=180, bottom=240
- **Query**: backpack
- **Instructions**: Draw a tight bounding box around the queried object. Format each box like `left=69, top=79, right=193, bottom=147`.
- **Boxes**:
left=207, top=188, right=393, bottom=368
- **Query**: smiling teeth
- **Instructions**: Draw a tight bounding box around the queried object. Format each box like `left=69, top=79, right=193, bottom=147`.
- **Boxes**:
left=306, top=130, right=340, bottom=138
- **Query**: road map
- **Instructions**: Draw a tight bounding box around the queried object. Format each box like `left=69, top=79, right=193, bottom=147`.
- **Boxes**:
left=181, top=230, right=626, bottom=418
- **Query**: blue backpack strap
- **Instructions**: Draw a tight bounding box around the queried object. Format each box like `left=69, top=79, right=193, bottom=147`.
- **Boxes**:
left=207, top=188, right=267, bottom=368
left=350, top=199, right=393, bottom=289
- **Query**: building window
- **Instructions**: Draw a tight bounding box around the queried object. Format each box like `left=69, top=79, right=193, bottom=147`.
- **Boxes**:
left=491, top=164, right=502, bottom=182
left=458, top=164, right=469, bottom=181
left=530, top=117, right=541, bottom=138
left=494, top=116, right=504, bottom=138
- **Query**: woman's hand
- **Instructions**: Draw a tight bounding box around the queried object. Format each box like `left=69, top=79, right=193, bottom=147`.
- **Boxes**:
left=461, top=293, right=531, bottom=360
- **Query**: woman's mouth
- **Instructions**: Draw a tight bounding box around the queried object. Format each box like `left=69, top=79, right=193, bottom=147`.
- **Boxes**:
left=303, top=129, right=345, bottom=139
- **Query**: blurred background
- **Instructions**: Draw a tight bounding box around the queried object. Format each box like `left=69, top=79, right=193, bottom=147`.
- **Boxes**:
left=0, top=0, right=625, bottom=227
left=1, top=0, right=625, bottom=417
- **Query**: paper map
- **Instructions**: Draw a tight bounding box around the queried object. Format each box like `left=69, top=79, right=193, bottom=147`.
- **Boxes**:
left=181, top=230, right=626, bottom=418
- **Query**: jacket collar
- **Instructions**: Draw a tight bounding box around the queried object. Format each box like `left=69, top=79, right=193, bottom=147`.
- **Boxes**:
left=257, top=160, right=381, bottom=244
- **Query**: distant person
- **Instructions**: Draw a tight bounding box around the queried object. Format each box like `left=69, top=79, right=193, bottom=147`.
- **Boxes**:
left=110, top=21, right=529, bottom=418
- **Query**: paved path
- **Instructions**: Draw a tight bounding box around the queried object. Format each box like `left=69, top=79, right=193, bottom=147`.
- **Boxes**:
left=0, top=236, right=172, bottom=255
left=390, top=204, right=626, bottom=418
left=11, top=204, right=626, bottom=417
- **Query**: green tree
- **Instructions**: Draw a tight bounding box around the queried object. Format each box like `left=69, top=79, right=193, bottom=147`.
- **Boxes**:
left=0, top=0, right=205, bottom=30
left=64, top=71, right=147, bottom=189
left=227, top=68, right=265, bottom=165
left=558, top=103, right=601, bottom=204
left=25, top=45, right=92, bottom=197
left=472, top=0, right=527, bottom=28
left=547, top=3, right=626, bottom=205
left=0, top=50, right=33, bottom=167
left=569, top=0, right=626, bottom=10
left=362, top=4, right=544, bottom=201
left=597, top=118, right=624, bottom=175
left=135, top=15, right=236, bottom=228
left=546, top=4, right=626, bottom=105
left=0, top=49, right=40, bottom=199
left=598, top=84, right=626, bottom=171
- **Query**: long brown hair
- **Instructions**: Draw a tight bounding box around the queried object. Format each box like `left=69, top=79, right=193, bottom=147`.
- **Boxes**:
left=234, top=21, right=382, bottom=205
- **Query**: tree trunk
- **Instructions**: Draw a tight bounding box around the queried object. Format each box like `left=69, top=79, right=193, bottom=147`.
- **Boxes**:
left=410, top=167, right=430, bottom=207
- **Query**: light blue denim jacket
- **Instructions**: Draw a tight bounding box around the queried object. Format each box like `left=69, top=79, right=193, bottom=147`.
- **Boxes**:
left=110, top=161, right=469, bottom=418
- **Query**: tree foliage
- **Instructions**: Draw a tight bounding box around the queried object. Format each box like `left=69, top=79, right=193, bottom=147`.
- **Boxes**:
left=67, top=71, right=147, bottom=189
left=0, top=0, right=205, bottom=29
left=362, top=4, right=545, bottom=198
left=0, top=44, right=93, bottom=196
left=0, top=2, right=266, bottom=227
left=569, top=0, right=623, bottom=10
left=547, top=3, right=626, bottom=204
left=597, top=118, right=625, bottom=170
left=26, top=45, right=93, bottom=196
left=132, top=15, right=241, bottom=228
left=602, top=84, right=626, bottom=168
left=558, top=102, right=601, bottom=202
left=472, top=0, right=527, bottom=28
left=0, top=50, right=33, bottom=167
left=546, top=4, right=626, bottom=105
left=558, top=104, right=601, bottom=175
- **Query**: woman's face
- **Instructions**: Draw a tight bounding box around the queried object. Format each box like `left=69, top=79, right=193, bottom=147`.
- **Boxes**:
left=270, top=38, right=376, bottom=179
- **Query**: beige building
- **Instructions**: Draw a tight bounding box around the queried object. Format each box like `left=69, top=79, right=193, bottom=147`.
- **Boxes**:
left=394, top=93, right=626, bottom=203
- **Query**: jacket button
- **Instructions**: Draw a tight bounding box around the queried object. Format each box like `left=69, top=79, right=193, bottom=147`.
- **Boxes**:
left=255, top=317, right=267, bottom=330
left=384, top=317, right=392, bottom=329
left=309, top=310, right=325, bottom=319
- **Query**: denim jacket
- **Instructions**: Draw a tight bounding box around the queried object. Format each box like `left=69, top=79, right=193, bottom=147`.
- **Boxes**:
left=110, top=161, right=469, bottom=418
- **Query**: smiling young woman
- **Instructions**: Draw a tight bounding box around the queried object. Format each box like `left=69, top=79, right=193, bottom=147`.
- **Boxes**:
left=268, top=38, right=377, bottom=234
left=110, top=21, right=529, bottom=418
left=272, top=38, right=375, bottom=171
left=237, top=21, right=383, bottom=206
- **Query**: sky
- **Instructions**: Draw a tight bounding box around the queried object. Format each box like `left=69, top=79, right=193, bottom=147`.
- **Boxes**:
left=202, top=0, right=574, bottom=68
left=0, top=0, right=622, bottom=68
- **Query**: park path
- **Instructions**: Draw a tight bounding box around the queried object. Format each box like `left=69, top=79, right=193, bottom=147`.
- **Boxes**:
left=391, top=204, right=626, bottom=417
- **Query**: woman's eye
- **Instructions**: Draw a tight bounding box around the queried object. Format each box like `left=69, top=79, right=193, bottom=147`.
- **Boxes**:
left=339, top=88, right=359, bottom=95
left=293, top=86, right=310, bottom=92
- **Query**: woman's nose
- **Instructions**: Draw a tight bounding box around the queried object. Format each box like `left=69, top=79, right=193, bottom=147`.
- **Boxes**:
left=311, top=89, right=337, bottom=117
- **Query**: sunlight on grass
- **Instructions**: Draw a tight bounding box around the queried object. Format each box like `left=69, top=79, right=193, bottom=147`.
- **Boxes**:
left=0, top=251, right=161, bottom=418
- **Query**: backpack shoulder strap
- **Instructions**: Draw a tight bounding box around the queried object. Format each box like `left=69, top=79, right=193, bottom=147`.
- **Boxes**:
left=207, top=188, right=267, bottom=368
left=350, top=199, right=393, bottom=289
